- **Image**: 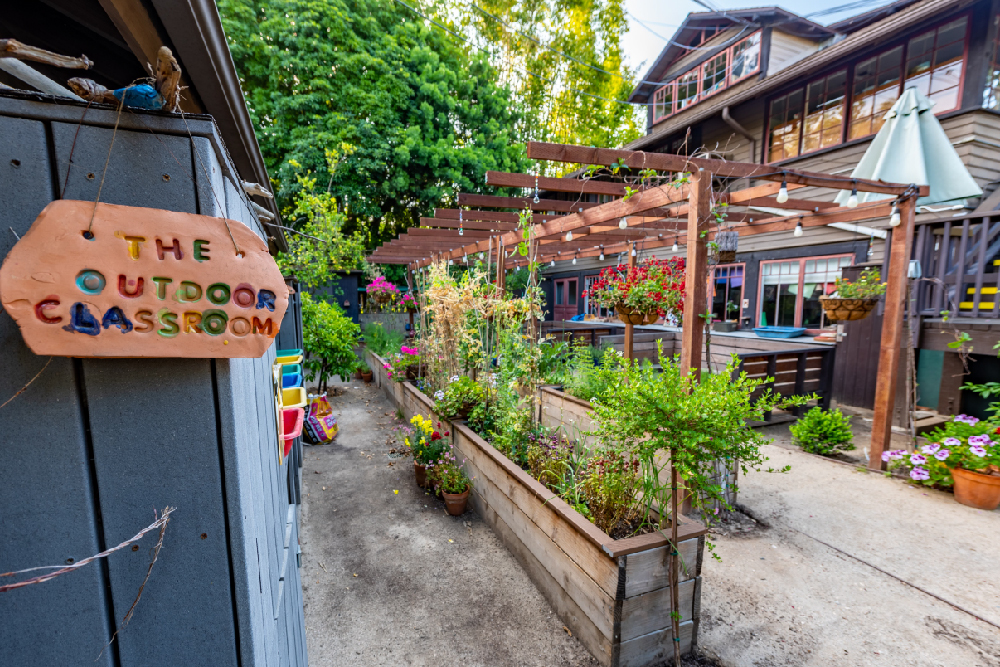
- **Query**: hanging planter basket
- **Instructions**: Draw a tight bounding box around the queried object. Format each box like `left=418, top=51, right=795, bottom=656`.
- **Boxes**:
left=818, top=296, right=880, bottom=322
left=616, top=304, right=652, bottom=325
left=714, top=230, right=739, bottom=264
left=372, top=291, right=393, bottom=305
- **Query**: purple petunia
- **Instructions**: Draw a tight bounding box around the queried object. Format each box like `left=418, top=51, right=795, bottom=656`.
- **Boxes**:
left=909, top=453, right=927, bottom=465
left=968, top=435, right=988, bottom=445
left=954, top=414, right=980, bottom=425
left=910, top=467, right=930, bottom=481
left=881, top=450, right=892, bottom=462
left=943, top=437, right=961, bottom=448
left=889, top=449, right=906, bottom=460
left=934, top=449, right=950, bottom=460
left=970, top=445, right=987, bottom=457
left=921, top=443, right=940, bottom=454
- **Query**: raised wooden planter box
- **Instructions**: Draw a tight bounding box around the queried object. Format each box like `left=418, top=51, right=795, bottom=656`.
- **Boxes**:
left=367, top=351, right=706, bottom=666
left=538, top=386, right=599, bottom=448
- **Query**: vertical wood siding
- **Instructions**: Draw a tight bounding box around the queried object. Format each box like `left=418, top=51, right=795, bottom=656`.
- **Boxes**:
left=0, top=96, right=306, bottom=667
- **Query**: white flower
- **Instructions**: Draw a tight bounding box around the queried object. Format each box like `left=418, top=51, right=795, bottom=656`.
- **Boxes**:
left=434, top=391, right=445, bottom=400
left=450, top=375, right=460, bottom=383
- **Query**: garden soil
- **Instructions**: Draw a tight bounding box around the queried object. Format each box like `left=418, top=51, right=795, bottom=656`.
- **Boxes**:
left=697, top=423, right=1000, bottom=667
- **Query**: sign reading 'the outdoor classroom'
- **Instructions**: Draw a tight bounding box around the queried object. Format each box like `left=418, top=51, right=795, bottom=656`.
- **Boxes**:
left=0, top=200, right=289, bottom=358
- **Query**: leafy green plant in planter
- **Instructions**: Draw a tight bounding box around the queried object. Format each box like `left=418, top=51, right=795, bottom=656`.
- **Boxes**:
left=563, top=343, right=618, bottom=402
left=789, top=407, right=855, bottom=456
left=884, top=414, right=1000, bottom=488
left=833, top=267, right=887, bottom=298
left=433, top=376, right=485, bottom=419
left=302, top=293, right=361, bottom=392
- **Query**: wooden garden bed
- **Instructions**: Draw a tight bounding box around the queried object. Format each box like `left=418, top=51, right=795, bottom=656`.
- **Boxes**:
left=366, top=351, right=707, bottom=666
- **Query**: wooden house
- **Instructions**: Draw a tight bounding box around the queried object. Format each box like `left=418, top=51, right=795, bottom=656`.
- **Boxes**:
left=543, top=0, right=1000, bottom=420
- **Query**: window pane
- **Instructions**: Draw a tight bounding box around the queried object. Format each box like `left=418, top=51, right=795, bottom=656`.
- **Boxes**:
left=801, top=283, right=824, bottom=328
left=555, top=282, right=563, bottom=305
left=568, top=281, right=577, bottom=305
left=768, top=89, right=803, bottom=162
left=984, top=18, right=1000, bottom=109
left=701, top=51, right=728, bottom=97
left=777, top=284, right=797, bottom=327
left=803, top=70, right=845, bottom=153
left=761, top=284, right=778, bottom=326
left=676, top=71, right=700, bottom=110
left=905, top=17, right=966, bottom=112
left=654, top=84, right=674, bottom=121
left=850, top=47, right=902, bottom=139
left=731, top=33, right=761, bottom=81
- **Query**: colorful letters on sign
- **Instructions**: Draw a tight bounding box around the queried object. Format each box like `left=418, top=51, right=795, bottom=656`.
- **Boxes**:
left=0, top=200, right=289, bottom=358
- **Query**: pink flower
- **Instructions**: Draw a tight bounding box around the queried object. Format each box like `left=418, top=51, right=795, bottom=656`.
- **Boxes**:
left=954, top=414, right=980, bottom=425
left=910, top=467, right=930, bottom=481
left=943, top=437, right=961, bottom=448
left=970, top=445, right=987, bottom=457
left=909, top=453, right=927, bottom=466
left=934, top=449, right=950, bottom=460
left=921, top=443, right=940, bottom=454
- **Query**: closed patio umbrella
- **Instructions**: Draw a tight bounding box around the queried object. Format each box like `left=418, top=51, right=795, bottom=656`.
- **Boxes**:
left=834, top=88, right=982, bottom=208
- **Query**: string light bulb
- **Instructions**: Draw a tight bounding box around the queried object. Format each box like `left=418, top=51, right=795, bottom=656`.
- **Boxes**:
left=448, top=258, right=454, bottom=265
left=793, top=220, right=803, bottom=237
left=565, top=230, right=573, bottom=242
left=847, top=184, right=859, bottom=208
left=671, top=237, right=678, bottom=252
left=572, top=255, right=577, bottom=265
left=631, top=244, right=637, bottom=257
left=550, top=259, right=555, bottom=267
left=889, top=203, right=901, bottom=227
left=599, top=248, right=605, bottom=261
left=776, top=178, right=789, bottom=204
left=619, top=217, right=628, bottom=230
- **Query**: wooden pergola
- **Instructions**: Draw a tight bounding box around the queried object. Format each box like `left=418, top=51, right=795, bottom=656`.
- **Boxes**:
left=369, top=142, right=929, bottom=469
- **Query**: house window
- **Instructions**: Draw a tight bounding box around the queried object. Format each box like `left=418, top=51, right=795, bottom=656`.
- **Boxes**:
left=985, top=17, right=1000, bottom=109
left=904, top=16, right=967, bottom=112
left=759, top=255, right=854, bottom=329
left=768, top=89, right=804, bottom=162
left=653, top=83, right=675, bottom=122
left=850, top=46, right=903, bottom=139
left=701, top=51, right=728, bottom=99
left=676, top=70, right=700, bottom=111
left=730, top=33, right=761, bottom=83
left=711, top=264, right=745, bottom=322
left=803, top=70, right=847, bottom=153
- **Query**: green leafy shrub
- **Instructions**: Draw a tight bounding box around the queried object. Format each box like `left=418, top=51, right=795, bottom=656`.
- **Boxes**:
left=432, top=376, right=484, bottom=419
left=301, top=292, right=360, bottom=391
left=789, top=407, right=855, bottom=456
left=563, top=343, right=617, bottom=402
left=364, top=322, right=405, bottom=358
left=426, top=446, right=472, bottom=494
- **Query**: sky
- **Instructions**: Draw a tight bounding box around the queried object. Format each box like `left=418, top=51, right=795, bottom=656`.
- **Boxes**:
left=622, top=0, right=901, bottom=77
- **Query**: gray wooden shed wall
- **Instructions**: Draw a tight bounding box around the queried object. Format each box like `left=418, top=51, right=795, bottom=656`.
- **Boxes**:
left=0, top=93, right=306, bottom=667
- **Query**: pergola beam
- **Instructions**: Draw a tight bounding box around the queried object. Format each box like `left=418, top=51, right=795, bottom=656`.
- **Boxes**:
left=419, top=217, right=519, bottom=231
left=458, top=193, right=598, bottom=212
left=526, top=142, right=930, bottom=197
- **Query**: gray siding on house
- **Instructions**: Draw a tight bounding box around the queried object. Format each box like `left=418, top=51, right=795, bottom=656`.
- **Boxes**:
left=0, top=94, right=306, bottom=666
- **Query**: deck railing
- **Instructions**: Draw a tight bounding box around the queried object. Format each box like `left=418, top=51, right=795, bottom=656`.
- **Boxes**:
left=912, top=213, right=1000, bottom=319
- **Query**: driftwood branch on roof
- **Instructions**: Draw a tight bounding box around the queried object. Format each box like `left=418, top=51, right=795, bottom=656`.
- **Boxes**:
left=0, top=39, right=93, bottom=69
left=154, top=46, right=182, bottom=111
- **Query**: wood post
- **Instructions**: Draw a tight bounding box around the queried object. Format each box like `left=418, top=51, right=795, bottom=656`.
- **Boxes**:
left=496, top=238, right=506, bottom=292
left=869, top=195, right=917, bottom=470
left=680, top=171, right=711, bottom=380
left=624, top=243, right=638, bottom=360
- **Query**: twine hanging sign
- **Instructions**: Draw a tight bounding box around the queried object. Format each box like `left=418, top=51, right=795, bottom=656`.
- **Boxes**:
left=0, top=200, right=289, bottom=358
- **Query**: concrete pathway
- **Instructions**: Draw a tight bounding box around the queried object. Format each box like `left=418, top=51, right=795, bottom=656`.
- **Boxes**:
left=698, top=426, right=1000, bottom=667
left=298, top=382, right=599, bottom=667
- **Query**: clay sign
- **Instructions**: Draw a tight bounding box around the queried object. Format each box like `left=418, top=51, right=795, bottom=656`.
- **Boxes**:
left=0, top=200, right=289, bottom=358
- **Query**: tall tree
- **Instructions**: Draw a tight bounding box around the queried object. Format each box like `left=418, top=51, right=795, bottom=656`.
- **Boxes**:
left=439, top=0, right=643, bottom=161
left=219, top=0, right=528, bottom=245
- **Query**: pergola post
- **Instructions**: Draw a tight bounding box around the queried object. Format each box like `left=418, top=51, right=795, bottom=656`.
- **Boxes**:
left=869, top=194, right=918, bottom=469
left=624, top=243, right=638, bottom=360
left=496, top=238, right=506, bottom=292
left=680, top=170, right=711, bottom=380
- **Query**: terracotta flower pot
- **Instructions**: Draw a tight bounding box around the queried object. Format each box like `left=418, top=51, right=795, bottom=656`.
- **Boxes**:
left=615, top=304, right=648, bottom=325
left=361, top=371, right=373, bottom=383
left=442, top=488, right=470, bottom=516
left=951, top=467, right=1000, bottom=510
left=818, top=296, right=879, bottom=322
left=414, top=461, right=427, bottom=488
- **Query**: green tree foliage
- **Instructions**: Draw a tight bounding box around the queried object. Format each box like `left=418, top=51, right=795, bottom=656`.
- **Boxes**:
left=218, top=0, right=529, bottom=244
left=301, top=292, right=361, bottom=390
left=448, top=0, right=643, bottom=157
left=277, top=152, right=368, bottom=288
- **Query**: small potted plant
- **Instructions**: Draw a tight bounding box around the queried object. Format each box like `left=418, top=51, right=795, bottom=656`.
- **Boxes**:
left=426, top=446, right=473, bottom=515
left=359, top=362, right=373, bottom=383
left=385, top=345, right=421, bottom=382
left=789, top=407, right=854, bottom=457
left=400, top=293, right=418, bottom=313
left=819, top=267, right=886, bottom=322
left=366, top=276, right=400, bottom=307
left=407, top=414, right=448, bottom=488
left=714, top=301, right=740, bottom=332
left=884, top=413, right=1000, bottom=510
left=433, top=376, right=484, bottom=420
